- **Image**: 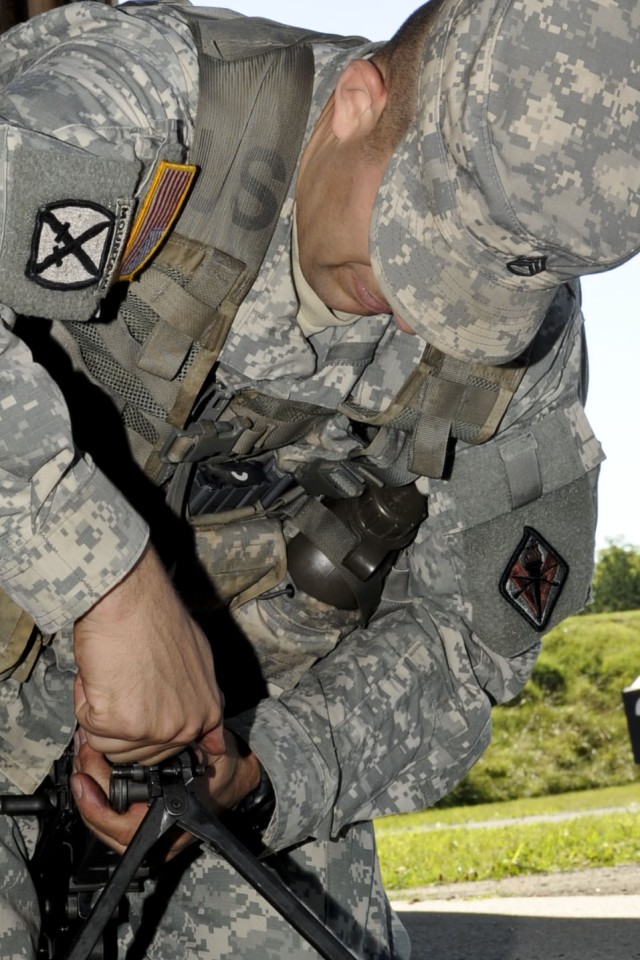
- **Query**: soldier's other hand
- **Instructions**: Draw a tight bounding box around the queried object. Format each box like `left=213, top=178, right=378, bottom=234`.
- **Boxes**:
left=71, top=732, right=151, bottom=857
left=71, top=729, right=261, bottom=858
left=73, top=544, right=225, bottom=765
left=192, top=729, right=262, bottom=816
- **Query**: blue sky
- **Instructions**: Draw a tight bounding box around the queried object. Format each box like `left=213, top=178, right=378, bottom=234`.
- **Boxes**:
left=193, top=0, right=640, bottom=553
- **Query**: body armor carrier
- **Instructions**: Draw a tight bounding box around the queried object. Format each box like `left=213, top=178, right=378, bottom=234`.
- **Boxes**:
left=53, top=6, right=527, bottom=495
left=0, top=5, right=530, bottom=674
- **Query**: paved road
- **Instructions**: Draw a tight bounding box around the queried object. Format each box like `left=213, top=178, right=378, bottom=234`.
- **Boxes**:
left=394, top=900, right=640, bottom=960
left=390, top=865, right=640, bottom=960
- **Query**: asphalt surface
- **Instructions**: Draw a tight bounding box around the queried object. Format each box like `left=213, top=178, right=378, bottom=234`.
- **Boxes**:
left=389, top=865, right=640, bottom=960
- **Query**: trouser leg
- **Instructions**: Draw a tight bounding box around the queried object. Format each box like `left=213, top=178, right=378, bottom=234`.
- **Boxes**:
left=120, top=823, right=410, bottom=960
left=0, top=639, right=76, bottom=958
left=0, top=782, right=40, bottom=960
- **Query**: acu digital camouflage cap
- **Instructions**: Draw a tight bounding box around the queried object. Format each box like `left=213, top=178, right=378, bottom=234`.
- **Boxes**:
left=370, top=0, right=640, bottom=363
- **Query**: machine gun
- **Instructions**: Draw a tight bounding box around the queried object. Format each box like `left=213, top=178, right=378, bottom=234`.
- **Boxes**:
left=0, top=747, right=147, bottom=960
left=1, top=747, right=359, bottom=960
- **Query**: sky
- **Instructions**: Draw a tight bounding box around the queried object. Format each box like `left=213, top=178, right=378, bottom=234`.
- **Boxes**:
left=191, top=0, right=640, bottom=553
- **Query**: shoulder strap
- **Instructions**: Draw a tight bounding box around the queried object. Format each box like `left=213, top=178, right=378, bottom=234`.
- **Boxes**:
left=339, top=345, right=529, bottom=478
left=92, top=12, right=321, bottom=482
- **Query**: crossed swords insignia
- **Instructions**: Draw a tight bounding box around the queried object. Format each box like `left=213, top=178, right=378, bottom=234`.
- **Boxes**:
left=28, top=202, right=115, bottom=290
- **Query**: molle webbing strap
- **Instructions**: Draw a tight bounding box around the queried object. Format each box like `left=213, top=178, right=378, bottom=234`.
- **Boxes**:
left=499, top=433, right=543, bottom=509
left=339, top=345, right=529, bottom=479
left=140, top=12, right=317, bottom=481
left=225, top=389, right=335, bottom=456
left=213, top=343, right=529, bottom=486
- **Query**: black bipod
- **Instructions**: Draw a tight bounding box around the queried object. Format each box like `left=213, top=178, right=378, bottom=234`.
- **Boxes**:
left=61, top=748, right=358, bottom=960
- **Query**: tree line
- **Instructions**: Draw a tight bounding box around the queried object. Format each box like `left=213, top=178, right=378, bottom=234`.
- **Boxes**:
left=586, top=541, right=640, bottom=613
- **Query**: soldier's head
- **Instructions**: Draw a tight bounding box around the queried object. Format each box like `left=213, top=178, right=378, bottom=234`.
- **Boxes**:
left=298, top=0, right=640, bottom=362
left=295, top=4, right=438, bottom=334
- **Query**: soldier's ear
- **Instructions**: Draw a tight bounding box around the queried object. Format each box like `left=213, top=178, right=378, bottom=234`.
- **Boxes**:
left=332, top=59, right=388, bottom=141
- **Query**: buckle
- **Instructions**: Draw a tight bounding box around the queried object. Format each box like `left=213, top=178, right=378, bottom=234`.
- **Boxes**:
left=160, top=417, right=251, bottom=465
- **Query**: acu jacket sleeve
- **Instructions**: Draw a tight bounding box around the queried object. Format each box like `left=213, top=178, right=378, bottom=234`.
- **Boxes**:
left=0, top=309, right=149, bottom=632
left=227, top=283, right=604, bottom=852
left=0, top=2, right=199, bottom=631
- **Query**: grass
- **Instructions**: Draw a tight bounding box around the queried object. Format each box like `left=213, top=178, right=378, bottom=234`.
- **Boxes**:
left=376, top=782, right=640, bottom=832
left=376, top=783, right=640, bottom=892
left=375, top=609, right=640, bottom=892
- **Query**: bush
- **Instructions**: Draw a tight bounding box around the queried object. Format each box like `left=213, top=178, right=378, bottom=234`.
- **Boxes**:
left=588, top=542, right=640, bottom=613
left=439, top=610, right=640, bottom=807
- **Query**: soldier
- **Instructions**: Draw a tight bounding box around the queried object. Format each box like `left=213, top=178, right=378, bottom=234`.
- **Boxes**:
left=0, top=0, right=637, bottom=957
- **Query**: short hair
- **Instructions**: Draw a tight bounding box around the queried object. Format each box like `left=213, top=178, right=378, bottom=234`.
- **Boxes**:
left=365, top=0, right=445, bottom=160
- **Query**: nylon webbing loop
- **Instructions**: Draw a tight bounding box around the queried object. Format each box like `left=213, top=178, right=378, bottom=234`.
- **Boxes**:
left=411, top=354, right=470, bottom=477
left=290, top=498, right=359, bottom=569
left=339, top=344, right=529, bottom=479
left=499, top=434, right=543, bottom=509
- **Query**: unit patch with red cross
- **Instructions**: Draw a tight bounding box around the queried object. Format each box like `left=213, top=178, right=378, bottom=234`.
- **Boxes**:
left=499, top=527, right=568, bottom=631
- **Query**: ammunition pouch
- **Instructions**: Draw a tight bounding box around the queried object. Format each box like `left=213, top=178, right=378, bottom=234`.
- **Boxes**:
left=0, top=592, right=51, bottom=682
left=176, top=453, right=426, bottom=625
left=173, top=453, right=301, bottom=611
left=186, top=512, right=290, bottom=612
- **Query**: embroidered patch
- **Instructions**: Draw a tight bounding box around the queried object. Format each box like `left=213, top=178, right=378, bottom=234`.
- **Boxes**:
left=499, top=526, right=568, bottom=630
left=27, top=201, right=118, bottom=290
left=119, top=161, right=197, bottom=281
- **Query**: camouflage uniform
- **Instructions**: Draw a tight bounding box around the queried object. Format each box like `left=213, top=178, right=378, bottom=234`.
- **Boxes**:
left=0, top=0, right=636, bottom=957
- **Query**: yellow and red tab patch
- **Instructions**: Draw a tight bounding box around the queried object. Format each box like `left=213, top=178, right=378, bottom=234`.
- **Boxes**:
left=118, top=161, right=197, bottom=282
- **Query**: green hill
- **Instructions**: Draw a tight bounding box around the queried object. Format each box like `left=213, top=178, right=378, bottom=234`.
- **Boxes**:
left=439, top=609, right=640, bottom=806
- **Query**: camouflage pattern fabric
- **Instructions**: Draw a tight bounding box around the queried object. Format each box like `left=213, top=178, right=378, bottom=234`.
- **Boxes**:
left=371, top=0, right=640, bottom=363
left=111, top=825, right=409, bottom=960
left=0, top=311, right=149, bottom=636
left=0, top=1, right=618, bottom=957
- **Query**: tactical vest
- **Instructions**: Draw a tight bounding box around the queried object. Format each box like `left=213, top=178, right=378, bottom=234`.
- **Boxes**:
left=0, top=6, right=528, bottom=676
left=43, top=6, right=527, bottom=494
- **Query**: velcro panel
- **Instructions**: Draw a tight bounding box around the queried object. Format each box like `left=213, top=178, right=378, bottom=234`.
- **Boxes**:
left=459, top=475, right=597, bottom=657
left=444, top=405, right=604, bottom=657
left=0, top=125, right=140, bottom=321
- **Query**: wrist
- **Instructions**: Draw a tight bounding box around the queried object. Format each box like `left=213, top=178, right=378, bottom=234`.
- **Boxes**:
left=222, top=747, right=275, bottom=849
left=79, top=546, right=154, bottom=626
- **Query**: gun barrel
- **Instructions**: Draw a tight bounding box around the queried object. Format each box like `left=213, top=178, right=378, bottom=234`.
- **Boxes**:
left=0, top=794, right=54, bottom=815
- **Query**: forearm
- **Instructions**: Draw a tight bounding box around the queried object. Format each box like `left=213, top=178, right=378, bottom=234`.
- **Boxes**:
left=227, top=601, right=501, bottom=852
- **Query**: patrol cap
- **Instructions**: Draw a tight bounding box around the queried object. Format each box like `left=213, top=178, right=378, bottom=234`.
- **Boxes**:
left=370, top=0, right=640, bottom=363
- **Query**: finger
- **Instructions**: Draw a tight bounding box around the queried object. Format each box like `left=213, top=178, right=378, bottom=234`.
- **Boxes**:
left=79, top=730, right=173, bottom=766
left=102, top=743, right=197, bottom=766
left=71, top=770, right=196, bottom=861
left=71, top=771, right=148, bottom=854
left=198, top=724, right=226, bottom=759
left=70, top=772, right=128, bottom=853
left=73, top=673, right=87, bottom=715
left=75, top=739, right=112, bottom=791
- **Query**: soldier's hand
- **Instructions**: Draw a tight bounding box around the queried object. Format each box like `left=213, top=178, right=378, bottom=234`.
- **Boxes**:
left=71, top=729, right=261, bottom=857
left=71, top=732, right=153, bottom=857
left=73, top=544, right=225, bottom=765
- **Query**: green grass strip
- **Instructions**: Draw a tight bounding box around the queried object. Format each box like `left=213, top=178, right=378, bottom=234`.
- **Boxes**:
left=377, top=808, right=640, bottom=891
left=375, top=783, right=640, bottom=833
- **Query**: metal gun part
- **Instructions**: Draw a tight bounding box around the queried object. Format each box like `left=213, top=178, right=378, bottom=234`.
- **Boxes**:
left=62, top=748, right=359, bottom=960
